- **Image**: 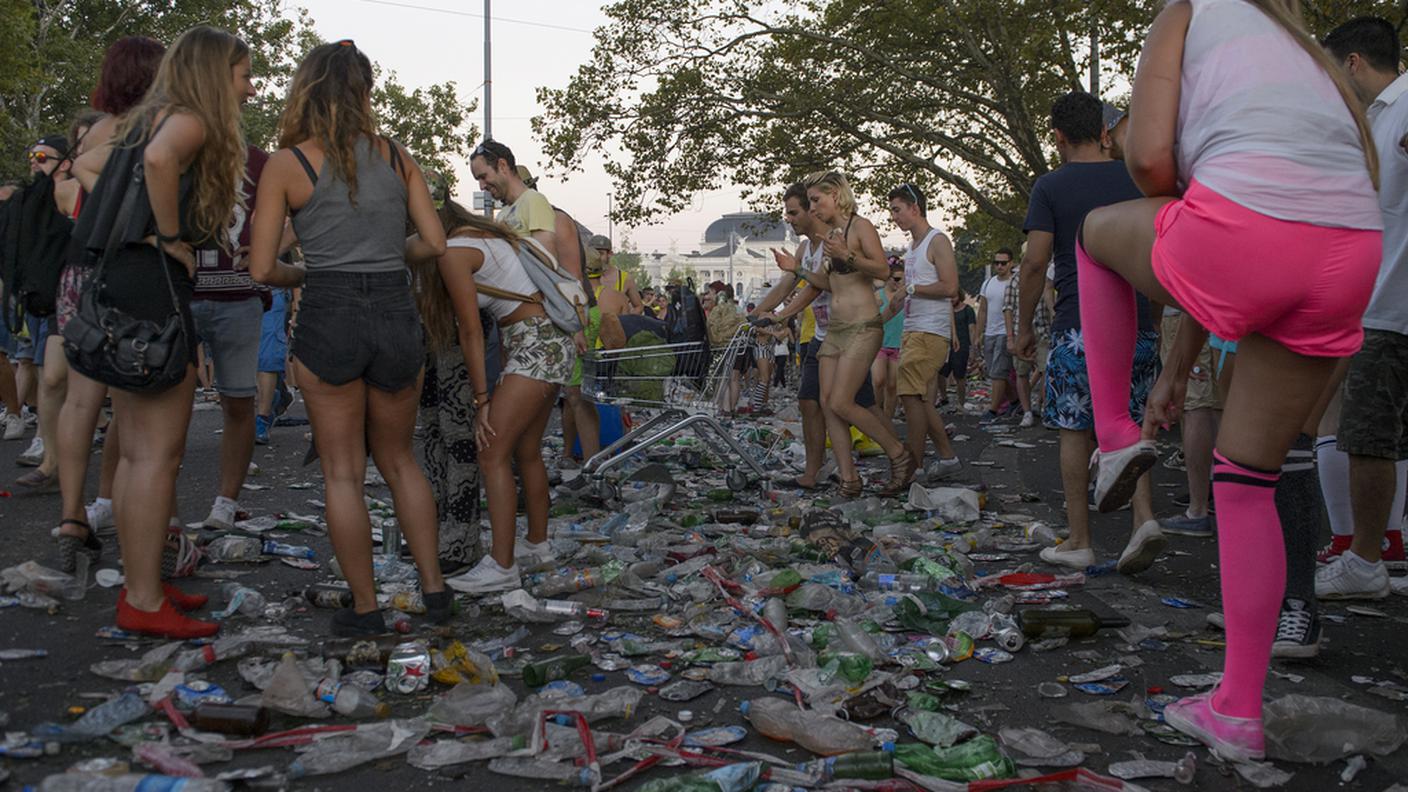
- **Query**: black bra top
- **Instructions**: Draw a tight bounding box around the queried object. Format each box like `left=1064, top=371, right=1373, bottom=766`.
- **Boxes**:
left=829, top=214, right=858, bottom=274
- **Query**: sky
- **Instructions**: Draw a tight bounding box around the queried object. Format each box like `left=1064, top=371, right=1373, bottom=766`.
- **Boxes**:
left=293, top=0, right=752, bottom=255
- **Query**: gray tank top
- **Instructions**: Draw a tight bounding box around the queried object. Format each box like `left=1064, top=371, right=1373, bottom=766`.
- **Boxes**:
left=291, top=137, right=408, bottom=273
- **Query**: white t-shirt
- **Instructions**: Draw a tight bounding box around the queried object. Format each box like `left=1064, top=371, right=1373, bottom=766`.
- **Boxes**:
left=449, top=237, right=535, bottom=320
left=980, top=274, right=1011, bottom=337
left=1364, top=72, right=1408, bottom=336
left=903, top=227, right=952, bottom=338
left=799, top=238, right=832, bottom=341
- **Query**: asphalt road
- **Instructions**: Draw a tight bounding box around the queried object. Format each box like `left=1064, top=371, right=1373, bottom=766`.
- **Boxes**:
left=1, top=391, right=1405, bottom=791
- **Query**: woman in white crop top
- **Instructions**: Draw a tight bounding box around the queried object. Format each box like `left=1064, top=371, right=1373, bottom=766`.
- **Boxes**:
left=412, top=199, right=576, bottom=596
left=1071, top=0, right=1383, bottom=762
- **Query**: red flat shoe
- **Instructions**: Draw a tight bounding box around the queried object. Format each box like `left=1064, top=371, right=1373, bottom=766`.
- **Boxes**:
left=117, top=590, right=219, bottom=639
left=162, top=582, right=209, bottom=612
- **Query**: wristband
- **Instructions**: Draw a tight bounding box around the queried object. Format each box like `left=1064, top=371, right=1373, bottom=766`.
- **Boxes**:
left=795, top=268, right=815, bottom=284
left=157, top=231, right=180, bottom=244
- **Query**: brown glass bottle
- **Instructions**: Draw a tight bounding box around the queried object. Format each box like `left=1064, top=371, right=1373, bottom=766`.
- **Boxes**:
left=191, top=703, right=271, bottom=736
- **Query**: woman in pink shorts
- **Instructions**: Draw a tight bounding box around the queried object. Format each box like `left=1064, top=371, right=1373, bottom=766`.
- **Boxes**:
left=1075, top=0, right=1381, bottom=761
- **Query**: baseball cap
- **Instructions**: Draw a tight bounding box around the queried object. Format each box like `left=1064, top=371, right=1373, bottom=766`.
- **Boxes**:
left=1102, top=103, right=1126, bottom=132
left=32, top=135, right=69, bottom=157
left=587, top=234, right=612, bottom=251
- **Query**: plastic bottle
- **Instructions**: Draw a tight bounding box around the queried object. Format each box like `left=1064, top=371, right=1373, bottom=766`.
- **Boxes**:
left=288, top=719, right=433, bottom=778
left=301, top=586, right=353, bottom=609
left=530, top=565, right=618, bottom=597
left=190, top=703, right=270, bottom=736
left=762, top=597, right=788, bottom=632
left=740, top=697, right=876, bottom=756
left=39, top=774, right=231, bottom=792
left=834, top=619, right=884, bottom=661
left=46, top=692, right=149, bottom=742
left=707, top=654, right=789, bottom=686
left=530, top=597, right=609, bottom=621
left=1108, top=753, right=1196, bottom=784
left=892, top=735, right=1015, bottom=781
left=172, top=636, right=253, bottom=672
left=860, top=572, right=942, bottom=593
left=314, top=678, right=390, bottom=718
left=204, top=535, right=263, bottom=563
left=214, top=583, right=265, bottom=619
left=522, top=654, right=592, bottom=687
left=132, top=743, right=203, bottom=777
left=486, top=757, right=594, bottom=786
left=1017, top=608, right=1130, bottom=639
left=390, top=591, right=427, bottom=614
left=261, top=539, right=315, bottom=559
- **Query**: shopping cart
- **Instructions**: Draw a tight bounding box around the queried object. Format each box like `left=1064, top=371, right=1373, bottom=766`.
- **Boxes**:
left=579, top=324, right=769, bottom=500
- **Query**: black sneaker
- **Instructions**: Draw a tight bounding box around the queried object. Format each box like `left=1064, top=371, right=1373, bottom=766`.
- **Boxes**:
left=1271, top=598, right=1321, bottom=659
left=332, top=607, right=389, bottom=637
left=424, top=590, right=455, bottom=625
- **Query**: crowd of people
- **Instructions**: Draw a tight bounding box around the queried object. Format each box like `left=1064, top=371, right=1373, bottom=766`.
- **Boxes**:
left=1, top=0, right=1406, bottom=763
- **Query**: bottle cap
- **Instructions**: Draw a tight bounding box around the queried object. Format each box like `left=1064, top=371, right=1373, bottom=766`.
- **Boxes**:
left=881, top=741, right=895, bottom=752
left=738, top=701, right=751, bottom=716
left=591, top=673, right=606, bottom=682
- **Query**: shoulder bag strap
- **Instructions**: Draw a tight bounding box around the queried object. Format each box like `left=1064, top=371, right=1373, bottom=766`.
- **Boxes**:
left=476, top=281, right=541, bottom=304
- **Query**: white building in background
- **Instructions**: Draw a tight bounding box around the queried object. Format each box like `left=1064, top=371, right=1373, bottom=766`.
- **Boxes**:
left=641, top=212, right=796, bottom=304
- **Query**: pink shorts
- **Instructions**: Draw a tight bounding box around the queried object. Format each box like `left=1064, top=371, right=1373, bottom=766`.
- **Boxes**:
left=877, top=346, right=900, bottom=362
left=1151, top=180, right=1381, bottom=358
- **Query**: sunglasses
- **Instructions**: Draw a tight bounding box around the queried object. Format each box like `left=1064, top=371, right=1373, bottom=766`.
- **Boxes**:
left=28, top=150, right=52, bottom=164
left=890, top=275, right=904, bottom=282
left=993, top=259, right=1012, bottom=265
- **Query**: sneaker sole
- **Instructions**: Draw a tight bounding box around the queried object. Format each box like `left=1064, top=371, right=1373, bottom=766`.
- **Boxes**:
left=1162, top=704, right=1264, bottom=764
left=1271, top=639, right=1322, bottom=660
left=1096, top=448, right=1158, bottom=514
left=446, top=579, right=521, bottom=595
left=1117, top=531, right=1167, bottom=575
left=1317, top=585, right=1391, bottom=601
left=1160, top=526, right=1215, bottom=538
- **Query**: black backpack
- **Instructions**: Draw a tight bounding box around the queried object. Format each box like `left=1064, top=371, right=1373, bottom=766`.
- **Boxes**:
left=0, top=171, right=75, bottom=332
left=664, top=277, right=710, bottom=380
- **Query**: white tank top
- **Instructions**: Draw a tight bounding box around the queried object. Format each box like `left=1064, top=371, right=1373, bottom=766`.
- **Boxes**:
left=800, top=237, right=831, bottom=340
left=447, top=236, right=538, bottom=320
left=902, top=226, right=952, bottom=337
left=1175, top=0, right=1380, bottom=230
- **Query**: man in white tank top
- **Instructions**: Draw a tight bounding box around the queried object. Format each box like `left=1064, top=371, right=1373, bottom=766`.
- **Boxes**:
left=887, top=184, right=961, bottom=480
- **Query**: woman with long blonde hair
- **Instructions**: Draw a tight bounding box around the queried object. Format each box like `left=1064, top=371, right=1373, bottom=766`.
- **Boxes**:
left=248, top=40, right=449, bottom=636
left=775, top=171, right=911, bottom=497
left=71, top=26, right=252, bottom=638
left=1062, top=0, right=1382, bottom=760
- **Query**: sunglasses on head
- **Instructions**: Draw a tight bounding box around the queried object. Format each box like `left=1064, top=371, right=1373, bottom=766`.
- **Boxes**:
left=900, top=183, right=921, bottom=205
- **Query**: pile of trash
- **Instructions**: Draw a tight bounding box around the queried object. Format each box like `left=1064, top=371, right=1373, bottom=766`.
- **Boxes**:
left=2, top=427, right=1407, bottom=791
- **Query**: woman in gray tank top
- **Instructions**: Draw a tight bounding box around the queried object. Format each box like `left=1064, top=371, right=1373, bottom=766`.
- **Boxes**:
left=248, top=41, right=450, bottom=637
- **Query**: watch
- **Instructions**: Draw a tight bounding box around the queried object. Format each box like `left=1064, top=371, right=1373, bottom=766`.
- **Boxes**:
left=906, top=284, right=916, bottom=297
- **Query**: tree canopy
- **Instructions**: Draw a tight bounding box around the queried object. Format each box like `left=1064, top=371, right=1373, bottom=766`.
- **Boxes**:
left=0, top=0, right=477, bottom=183
left=535, top=0, right=1406, bottom=254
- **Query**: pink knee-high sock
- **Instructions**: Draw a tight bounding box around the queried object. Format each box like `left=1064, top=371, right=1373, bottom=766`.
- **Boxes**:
left=1210, top=450, right=1284, bottom=719
left=1075, top=239, right=1141, bottom=451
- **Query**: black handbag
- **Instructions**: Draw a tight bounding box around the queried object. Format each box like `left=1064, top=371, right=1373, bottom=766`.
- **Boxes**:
left=62, top=157, right=190, bottom=394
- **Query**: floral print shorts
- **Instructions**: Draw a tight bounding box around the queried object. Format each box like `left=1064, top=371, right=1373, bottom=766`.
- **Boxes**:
left=501, top=314, right=575, bottom=386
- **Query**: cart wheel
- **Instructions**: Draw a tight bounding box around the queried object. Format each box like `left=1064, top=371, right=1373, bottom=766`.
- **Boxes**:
left=726, top=467, right=750, bottom=492
left=594, top=479, right=618, bottom=503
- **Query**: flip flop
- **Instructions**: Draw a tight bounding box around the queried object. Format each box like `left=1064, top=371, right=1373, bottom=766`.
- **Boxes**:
left=15, top=469, right=58, bottom=492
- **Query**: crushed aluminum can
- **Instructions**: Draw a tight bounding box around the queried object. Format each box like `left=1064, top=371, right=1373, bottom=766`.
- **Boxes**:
left=1073, top=677, right=1129, bottom=695
left=625, top=663, right=671, bottom=686
left=993, top=627, right=1024, bottom=652
left=173, top=681, right=232, bottom=709
left=973, top=647, right=1014, bottom=664
left=385, top=641, right=431, bottom=694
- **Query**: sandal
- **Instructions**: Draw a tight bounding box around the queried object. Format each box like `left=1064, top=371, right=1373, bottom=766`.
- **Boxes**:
left=879, top=449, right=917, bottom=497
left=838, top=477, right=863, bottom=499
left=56, top=519, right=102, bottom=574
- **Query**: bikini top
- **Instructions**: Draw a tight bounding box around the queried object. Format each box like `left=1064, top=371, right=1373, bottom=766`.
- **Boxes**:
left=827, top=214, right=858, bottom=275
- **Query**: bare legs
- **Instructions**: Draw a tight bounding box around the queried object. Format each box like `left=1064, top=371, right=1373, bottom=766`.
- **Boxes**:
left=481, top=374, right=558, bottom=569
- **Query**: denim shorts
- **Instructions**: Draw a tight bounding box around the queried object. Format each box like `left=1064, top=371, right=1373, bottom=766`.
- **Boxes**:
left=292, top=270, right=423, bottom=392
left=191, top=296, right=263, bottom=398
left=9, top=315, right=52, bottom=365
left=259, top=289, right=291, bottom=373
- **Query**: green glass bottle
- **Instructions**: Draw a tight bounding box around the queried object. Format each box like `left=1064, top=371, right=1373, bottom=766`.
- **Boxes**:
left=1017, top=607, right=1130, bottom=639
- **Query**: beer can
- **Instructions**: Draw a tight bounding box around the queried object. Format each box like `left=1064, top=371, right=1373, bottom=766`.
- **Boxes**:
left=994, top=627, right=1025, bottom=653
left=385, top=641, right=431, bottom=694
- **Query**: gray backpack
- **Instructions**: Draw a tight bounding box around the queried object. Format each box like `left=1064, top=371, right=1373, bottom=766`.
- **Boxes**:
left=476, top=237, right=588, bottom=334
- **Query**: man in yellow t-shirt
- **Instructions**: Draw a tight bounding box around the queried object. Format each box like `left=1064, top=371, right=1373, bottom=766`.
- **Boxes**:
left=469, top=140, right=555, bottom=249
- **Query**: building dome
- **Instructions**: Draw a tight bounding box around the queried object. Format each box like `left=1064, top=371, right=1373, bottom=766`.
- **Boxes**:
left=703, top=212, right=789, bottom=245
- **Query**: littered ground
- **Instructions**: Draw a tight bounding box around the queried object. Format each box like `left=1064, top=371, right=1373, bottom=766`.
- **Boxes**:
left=1, top=388, right=1405, bottom=791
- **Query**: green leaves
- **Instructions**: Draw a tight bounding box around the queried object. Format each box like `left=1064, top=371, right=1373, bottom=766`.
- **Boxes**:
left=0, top=0, right=477, bottom=187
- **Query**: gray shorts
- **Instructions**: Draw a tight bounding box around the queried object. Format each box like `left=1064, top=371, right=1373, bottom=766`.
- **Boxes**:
left=192, top=296, right=263, bottom=398
left=983, top=334, right=1013, bottom=380
left=1339, top=329, right=1408, bottom=461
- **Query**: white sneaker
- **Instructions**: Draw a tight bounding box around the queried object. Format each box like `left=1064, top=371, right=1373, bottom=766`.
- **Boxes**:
left=924, top=457, right=963, bottom=483
left=1039, top=544, right=1095, bottom=570
left=514, top=539, right=556, bottom=568
left=1019, top=411, right=1036, bottom=428
left=446, top=555, right=521, bottom=595
left=17, top=436, right=44, bottom=466
left=1, top=413, right=23, bottom=441
left=1091, top=440, right=1158, bottom=513
left=87, top=499, right=116, bottom=535
left=1118, top=519, right=1167, bottom=575
left=1315, top=551, right=1390, bottom=600
left=21, top=407, right=37, bottom=427
left=203, top=497, right=239, bottom=532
